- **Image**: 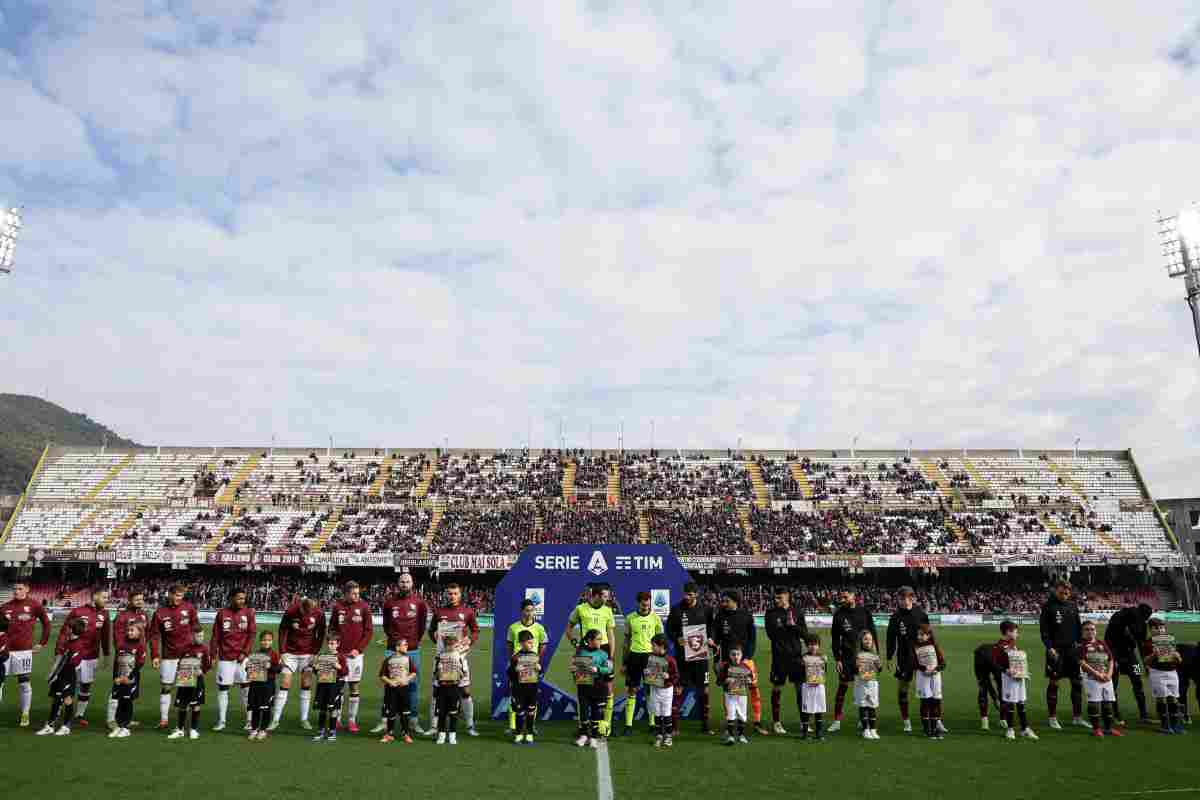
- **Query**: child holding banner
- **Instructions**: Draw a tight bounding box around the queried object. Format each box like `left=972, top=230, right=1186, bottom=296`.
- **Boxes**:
left=913, top=624, right=946, bottom=739
left=1142, top=617, right=1185, bottom=734
left=718, top=643, right=756, bottom=745
left=434, top=632, right=469, bottom=745
left=993, top=621, right=1038, bottom=741
left=799, top=634, right=827, bottom=741
left=507, top=630, right=542, bottom=745
left=572, top=629, right=614, bottom=749
left=853, top=631, right=882, bottom=740
left=169, top=627, right=212, bottom=740
left=645, top=634, right=681, bottom=749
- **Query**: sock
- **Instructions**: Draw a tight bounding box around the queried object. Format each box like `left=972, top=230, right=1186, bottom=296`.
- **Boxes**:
left=462, top=696, right=474, bottom=729
left=107, top=698, right=119, bottom=724
left=241, top=686, right=250, bottom=718
left=672, top=689, right=682, bottom=731
left=1001, top=702, right=1012, bottom=729
left=1088, top=701, right=1100, bottom=731
left=1070, top=681, right=1082, bottom=718
left=19, top=682, right=32, bottom=714
left=1157, top=700, right=1168, bottom=728
left=318, top=709, right=328, bottom=733
left=1167, top=697, right=1178, bottom=728
left=1017, top=703, right=1028, bottom=731
left=400, top=712, right=412, bottom=737
left=348, top=694, right=360, bottom=724
left=509, top=706, right=517, bottom=731
left=177, top=708, right=188, bottom=730
left=272, top=690, right=288, bottom=724
left=771, top=688, right=782, bottom=723
left=1132, top=677, right=1148, bottom=719
left=49, top=697, right=64, bottom=725
left=75, top=690, right=90, bottom=720
left=1102, top=702, right=1113, bottom=732
left=603, top=693, right=614, bottom=733
left=525, top=707, right=536, bottom=736
left=750, top=687, right=762, bottom=723
left=726, top=721, right=735, bottom=738
left=448, top=713, right=457, bottom=733
left=386, top=715, right=395, bottom=735
left=218, top=689, right=230, bottom=724
left=699, top=687, right=709, bottom=729
left=190, top=709, right=200, bottom=731
left=1046, top=682, right=1058, bottom=718
left=625, top=695, right=636, bottom=727
left=899, top=687, right=910, bottom=722
left=834, top=681, right=848, bottom=720
left=299, top=689, right=311, bottom=722
left=978, top=687, right=989, bottom=719
left=800, top=712, right=810, bottom=737
left=160, top=692, right=171, bottom=722
left=934, top=699, right=943, bottom=724
left=869, top=707, right=877, bottom=730
left=814, top=713, right=824, bottom=737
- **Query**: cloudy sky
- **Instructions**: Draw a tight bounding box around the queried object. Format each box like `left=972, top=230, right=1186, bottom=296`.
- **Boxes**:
left=1, top=1, right=1199, bottom=496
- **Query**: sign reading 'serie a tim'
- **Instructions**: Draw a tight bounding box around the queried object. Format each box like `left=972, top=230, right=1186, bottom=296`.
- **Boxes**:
left=532, top=550, right=665, bottom=574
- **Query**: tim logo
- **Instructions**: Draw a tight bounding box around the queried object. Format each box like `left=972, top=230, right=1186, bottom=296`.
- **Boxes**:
left=615, top=556, right=664, bottom=571
left=587, top=551, right=609, bottom=576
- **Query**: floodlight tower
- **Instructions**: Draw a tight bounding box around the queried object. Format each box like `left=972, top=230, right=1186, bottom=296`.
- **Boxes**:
left=0, top=206, right=21, bottom=275
left=1158, top=205, right=1200, bottom=356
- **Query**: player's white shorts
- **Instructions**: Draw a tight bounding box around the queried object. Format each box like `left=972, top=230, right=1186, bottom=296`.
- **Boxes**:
left=282, top=653, right=313, bottom=674
left=77, top=658, right=98, bottom=684
left=345, top=654, right=365, bottom=682
left=649, top=686, right=673, bottom=719
left=217, top=660, right=248, bottom=686
left=1083, top=677, right=1115, bottom=703
left=853, top=680, right=879, bottom=709
left=916, top=672, right=943, bottom=700
left=6, top=650, right=33, bottom=676
left=159, top=659, right=179, bottom=686
left=1150, top=669, right=1180, bottom=699
left=801, top=684, right=826, bottom=714
left=724, top=694, right=748, bottom=722
left=1001, top=674, right=1027, bottom=704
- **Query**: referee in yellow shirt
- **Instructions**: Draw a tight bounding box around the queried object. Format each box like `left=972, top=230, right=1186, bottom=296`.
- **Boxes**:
left=622, top=591, right=665, bottom=735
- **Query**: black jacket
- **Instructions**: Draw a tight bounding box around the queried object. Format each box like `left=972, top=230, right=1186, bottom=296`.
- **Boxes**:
left=1039, top=594, right=1082, bottom=651
left=713, top=606, right=757, bottom=660
left=831, top=603, right=877, bottom=664
left=886, top=606, right=930, bottom=667
left=764, top=605, right=808, bottom=663
left=1103, top=606, right=1148, bottom=658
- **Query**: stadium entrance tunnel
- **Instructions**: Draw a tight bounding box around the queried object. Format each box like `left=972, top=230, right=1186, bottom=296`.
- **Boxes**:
left=490, top=544, right=694, bottom=720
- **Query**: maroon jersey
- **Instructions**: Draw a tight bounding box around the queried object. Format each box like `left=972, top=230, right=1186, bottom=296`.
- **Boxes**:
left=429, top=605, right=480, bottom=652
left=279, top=603, right=326, bottom=656
left=0, top=598, right=51, bottom=651
left=330, top=599, right=373, bottom=656
left=149, top=601, right=199, bottom=660
left=113, top=643, right=147, bottom=679
left=56, top=604, right=111, bottom=660
left=211, top=606, right=257, bottom=661
left=112, top=608, right=151, bottom=653
left=383, top=594, right=428, bottom=650
left=991, top=639, right=1016, bottom=670
left=1078, top=640, right=1113, bottom=679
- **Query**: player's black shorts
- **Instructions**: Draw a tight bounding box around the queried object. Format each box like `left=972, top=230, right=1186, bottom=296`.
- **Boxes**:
left=174, top=680, right=206, bottom=708
left=1045, top=650, right=1081, bottom=681
left=511, top=683, right=538, bottom=711
left=315, top=680, right=345, bottom=711
left=624, top=653, right=650, bottom=688
left=769, top=654, right=803, bottom=686
left=247, top=682, right=274, bottom=711
left=383, top=685, right=410, bottom=718
left=49, top=675, right=76, bottom=700
left=678, top=659, right=709, bottom=688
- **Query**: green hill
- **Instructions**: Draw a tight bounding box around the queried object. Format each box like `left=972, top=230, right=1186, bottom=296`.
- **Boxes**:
left=0, top=394, right=139, bottom=494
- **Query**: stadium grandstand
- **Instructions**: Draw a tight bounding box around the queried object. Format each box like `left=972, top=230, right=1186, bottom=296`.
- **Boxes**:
left=0, top=446, right=1185, bottom=582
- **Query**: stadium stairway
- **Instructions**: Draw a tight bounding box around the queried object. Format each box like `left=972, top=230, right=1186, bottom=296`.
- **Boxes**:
left=746, top=461, right=770, bottom=510
left=944, top=518, right=968, bottom=544
left=215, top=455, right=261, bottom=506
left=918, top=459, right=959, bottom=508
left=421, top=500, right=446, bottom=553
left=83, top=453, right=134, bottom=503
left=960, top=457, right=993, bottom=494
left=846, top=517, right=862, bottom=541
left=368, top=454, right=394, bottom=499
left=1046, top=459, right=1089, bottom=505
left=563, top=460, right=577, bottom=504
left=607, top=464, right=621, bottom=507
left=1041, top=514, right=1082, bottom=554
left=309, top=507, right=345, bottom=553
left=57, top=509, right=102, bottom=547
left=534, top=507, right=545, bottom=539
left=637, top=509, right=650, bottom=544
left=737, top=504, right=761, bottom=554
left=100, top=507, right=143, bottom=549
left=204, top=509, right=240, bottom=553
left=787, top=463, right=814, bottom=500
left=415, top=461, right=435, bottom=499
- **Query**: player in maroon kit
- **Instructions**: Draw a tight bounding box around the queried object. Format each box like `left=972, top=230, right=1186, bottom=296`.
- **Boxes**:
left=330, top=581, right=373, bottom=733
left=149, top=584, right=199, bottom=728
left=428, top=583, right=480, bottom=737
left=0, top=615, right=9, bottom=703
left=108, top=590, right=150, bottom=730
left=271, top=596, right=326, bottom=730
left=1, top=580, right=51, bottom=727
left=55, top=587, right=111, bottom=727
left=371, top=573, right=429, bottom=735
left=211, top=587, right=257, bottom=732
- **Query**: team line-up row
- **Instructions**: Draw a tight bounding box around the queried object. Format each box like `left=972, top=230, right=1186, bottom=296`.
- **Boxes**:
left=0, top=578, right=1194, bottom=746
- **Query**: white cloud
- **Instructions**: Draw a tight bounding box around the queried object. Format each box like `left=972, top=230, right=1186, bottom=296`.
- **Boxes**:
left=0, top=0, right=1198, bottom=498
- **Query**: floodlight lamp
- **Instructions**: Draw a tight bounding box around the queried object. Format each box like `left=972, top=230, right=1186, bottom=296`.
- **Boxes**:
left=0, top=206, right=21, bottom=274
left=1179, top=208, right=1200, bottom=254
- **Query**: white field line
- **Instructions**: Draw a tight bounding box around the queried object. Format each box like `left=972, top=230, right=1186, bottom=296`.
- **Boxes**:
left=596, top=738, right=614, bottom=800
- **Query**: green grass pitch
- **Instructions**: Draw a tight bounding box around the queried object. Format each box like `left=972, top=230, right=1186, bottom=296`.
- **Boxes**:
left=2, top=623, right=1197, bottom=800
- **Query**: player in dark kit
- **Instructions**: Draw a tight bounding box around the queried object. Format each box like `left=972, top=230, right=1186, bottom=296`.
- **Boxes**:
left=245, top=630, right=281, bottom=741
left=973, top=642, right=1002, bottom=730
left=666, top=581, right=715, bottom=735
left=831, top=590, right=878, bottom=732
left=1039, top=580, right=1085, bottom=729
left=886, top=586, right=930, bottom=733
left=109, top=622, right=146, bottom=739
left=764, top=586, right=807, bottom=734
left=36, top=618, right=87, bottom=736
left=312, top=635, right=350, bottom=743
left=1104, top=603, right=1153, bottom=725
left=169, top=627, right=213, bottom=740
